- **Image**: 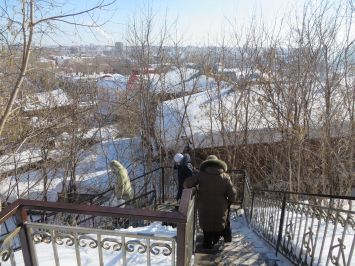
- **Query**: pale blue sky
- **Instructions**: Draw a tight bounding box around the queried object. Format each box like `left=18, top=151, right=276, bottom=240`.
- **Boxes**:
left=33, top=0, right=306, bottom=46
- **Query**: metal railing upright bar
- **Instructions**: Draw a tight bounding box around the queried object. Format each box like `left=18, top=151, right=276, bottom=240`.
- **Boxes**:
left=241, top=171, right=355, bottom=266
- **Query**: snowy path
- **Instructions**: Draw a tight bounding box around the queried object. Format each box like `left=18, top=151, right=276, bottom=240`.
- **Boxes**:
left=193, top=207, right=293, bottom=266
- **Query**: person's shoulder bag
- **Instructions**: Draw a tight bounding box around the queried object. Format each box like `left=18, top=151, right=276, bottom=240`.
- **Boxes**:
left=222, top=204, right=232, bottom=242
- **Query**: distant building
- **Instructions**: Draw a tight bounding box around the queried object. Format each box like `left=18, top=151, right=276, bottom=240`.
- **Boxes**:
left=97, top=46, right=104, bottom=53
left=70, top=46, right=81, bottom=54
left=115, top=42, right=124, bottom=58
left=126, top=69, right=156, bottom=90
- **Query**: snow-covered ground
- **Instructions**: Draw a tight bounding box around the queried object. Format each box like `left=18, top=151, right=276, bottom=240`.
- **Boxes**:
left=0, top=136, right=147, bottom=204
left=232, top=211, right=293, bottom=266
left=21, top=89, right=73, bottom=112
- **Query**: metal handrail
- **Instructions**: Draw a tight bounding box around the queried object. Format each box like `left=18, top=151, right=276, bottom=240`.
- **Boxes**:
left=251, top=189, right=355, bottom=201
left=76, top=165, right=172, bottom=204
left=0, top=165, right=173, bottom=240
left=28, top=166, right=171, bottom=225
left=76, top=190, right=157, bottom=226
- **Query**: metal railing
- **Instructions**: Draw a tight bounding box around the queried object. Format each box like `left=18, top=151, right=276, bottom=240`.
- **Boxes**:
left=10, top=166, right=173, bottom=228
left=0, top=164, right=183, bottom=253
left=0, top=165, right=244, bottom=266
left=7, top=166, right=243, bottom=230
left=0, top=189, right=196, bottom=266
left=27, top=223, right=176, bottom=266
left=242, top=173, right=355, bottom=266
left=76, top=190, right=157, bottom=227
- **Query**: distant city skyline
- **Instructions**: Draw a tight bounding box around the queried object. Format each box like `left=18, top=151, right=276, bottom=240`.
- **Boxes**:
left=33, top=0, right=309, bottom=46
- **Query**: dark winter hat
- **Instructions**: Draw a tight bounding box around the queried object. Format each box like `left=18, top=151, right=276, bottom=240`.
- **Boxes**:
left=206, top=155, right=218, bottom=160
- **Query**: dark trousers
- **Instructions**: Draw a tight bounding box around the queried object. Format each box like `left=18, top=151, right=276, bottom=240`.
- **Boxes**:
left=203, top=231, right=221, bottom=249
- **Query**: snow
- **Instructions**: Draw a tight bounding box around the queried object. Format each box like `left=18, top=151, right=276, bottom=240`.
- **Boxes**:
left=80, top=125, right=120, bottom=142
left=0, top=136, right=145, bottom=203
left=158, top=85, right=248, bottom=150
left=38, top=57, right=48, bottom=63
left=158, top=79, right=352, bottom=151
left=0, top=149, right=43, bottom=173
left=149, top=68, right=216, bottom=93
left=97, top=75, right=128, bottom=90
left=232, top=211, right=293, bottom=266
left=21, top=89, right=73, bottom=111
left=0, top=173, right=62, bottom=202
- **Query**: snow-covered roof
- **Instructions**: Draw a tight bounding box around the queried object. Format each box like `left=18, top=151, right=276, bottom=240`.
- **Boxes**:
left=72, top=73, right=101, bottom=80
left=22, top=89, right=73, bottom=112
left=158, top=82, right=350, bottom=150
left=134, top=68, right=216, bottom=93
left=55, top=56, right=72, bottom=60
left=80, top=125, right=120, bottom=142
left=97, top=74, right=128, bottom=90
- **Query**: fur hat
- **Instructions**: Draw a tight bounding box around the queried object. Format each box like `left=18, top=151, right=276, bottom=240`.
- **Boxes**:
left=199, top=159, right=228, bottom=172
left=206, top=155, right=218, bottom=160
left=174, top=153, right=184, bottom=162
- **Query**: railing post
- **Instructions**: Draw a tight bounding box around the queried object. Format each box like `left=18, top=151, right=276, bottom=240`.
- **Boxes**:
left=154, top=190, right=157, bottom=211
left=15, top=209, right=34, bottom=266
left=250, top=190, right=255, bottom=222
left=162, top=167, right=165, bottom=204
left=241, top=171, right=246, bottom=206
left=90, top=198, right=95, bottom=227
left=176, top=189, right=192, bottom=266
left=275, top=192, right=287, bottom=256
left=193, top=194, right=197, bottom=253
left=176, top=223, right=186, bottom=266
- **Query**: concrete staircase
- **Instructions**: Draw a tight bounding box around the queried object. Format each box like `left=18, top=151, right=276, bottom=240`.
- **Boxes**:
left=194, top=205, right=280, bottom=266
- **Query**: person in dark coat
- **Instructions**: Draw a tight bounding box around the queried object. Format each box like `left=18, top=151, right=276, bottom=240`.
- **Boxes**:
left=184, top=155, right=236, bottom=249
left=174, top=153, right=194, bottom=201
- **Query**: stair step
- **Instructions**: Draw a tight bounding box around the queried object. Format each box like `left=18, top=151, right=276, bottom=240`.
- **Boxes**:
left=155, top=202, right=179, bottom=212
left=220, top=241, right=264, bottom=249
left=194, top=261, right=278, bottom=266
left=194, top=253, right=278, bottom=266
left=195, top=234, right=256, bottom=241
left=229, top=235, right=258, bottom=240
left=216, top=251, right=278, bottom=260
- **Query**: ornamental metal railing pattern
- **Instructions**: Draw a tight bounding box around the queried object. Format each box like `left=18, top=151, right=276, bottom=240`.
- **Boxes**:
left=244, top=186, right=355, bottom=266
left=0, top=226, right=21, bottom=265
left=0, top=188, right=196, bottom=266
left=26, top=223, right=176, bottom=266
